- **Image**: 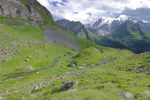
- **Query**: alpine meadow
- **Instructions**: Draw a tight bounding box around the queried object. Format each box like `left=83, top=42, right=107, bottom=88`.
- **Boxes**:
left=0, top=0, right=150, bottom=100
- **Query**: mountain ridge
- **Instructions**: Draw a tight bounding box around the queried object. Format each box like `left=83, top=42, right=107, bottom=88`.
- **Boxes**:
left=57, top=15, right=150, bottom=53
left=57, top=19, right=90, bottom=39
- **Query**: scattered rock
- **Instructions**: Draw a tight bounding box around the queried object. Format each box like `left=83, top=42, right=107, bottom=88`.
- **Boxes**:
left=25, top=66, right=33, bottom=70
left=54, top=58, right=59, bottom=62
left=101, top=57, right=116, bottom=64
left=144, top=91, right=150, bottom=97
left=25, top=56, right=32, bottom=62
left=0, top=96, right=3, bottom=100
left=132, top=67, right=150, bottom=73
left=69, top=60, right=77, bottom=67
left=25, top=58, right=30, bottom=62
left=61, top=81, right=77, bottom=91
left=31, top=85, right=39, bottom=93
left=119, top=91, right=133, bottom=99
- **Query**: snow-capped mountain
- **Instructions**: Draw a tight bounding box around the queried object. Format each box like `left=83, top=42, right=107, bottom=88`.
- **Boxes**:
left=86, top=15, right=150, bottom=53
left=91, top=15, right=137, bottom=28
left=87, top=15, right=150, bottom=36
left=92, top=15, right=129, bottom=28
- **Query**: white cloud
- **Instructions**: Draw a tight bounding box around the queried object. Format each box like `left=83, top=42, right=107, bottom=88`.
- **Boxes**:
left=37, top=0, right=150, bottom=24
left=37, top=0, right=50, bottom=7
left=127, top=0, right=150, bottom=9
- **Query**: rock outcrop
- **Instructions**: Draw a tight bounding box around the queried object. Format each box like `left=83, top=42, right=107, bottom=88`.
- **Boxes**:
left=0, top=0, right=52, bottom=24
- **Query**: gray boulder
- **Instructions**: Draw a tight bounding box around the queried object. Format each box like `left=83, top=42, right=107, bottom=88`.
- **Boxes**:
left=69, top=60, right=77, bottom=67
left=61, top=81, right=76, bottom=91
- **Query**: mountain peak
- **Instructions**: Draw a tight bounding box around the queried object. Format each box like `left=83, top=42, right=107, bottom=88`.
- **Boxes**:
left=101, top=17, right=114, bottom=25
left=115, top=15, right=128, bottom=21
left=91, top=15, right=142, bottom=30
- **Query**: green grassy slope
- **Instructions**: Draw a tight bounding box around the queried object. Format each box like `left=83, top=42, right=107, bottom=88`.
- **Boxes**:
left=0, top=21, right=149, bottom=100
left=0, top=0, right=149, bottom=99
left=0, top=23, right=77, bottom=97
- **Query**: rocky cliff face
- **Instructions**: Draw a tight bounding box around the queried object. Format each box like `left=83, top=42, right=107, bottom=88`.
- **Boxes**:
left=0, top=0, right=52, bottom=24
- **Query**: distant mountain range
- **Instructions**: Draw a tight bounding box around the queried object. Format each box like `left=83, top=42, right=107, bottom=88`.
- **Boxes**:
left=88, top=15, right=150, bottom=35
left=57, top=15, right=150, bottom=53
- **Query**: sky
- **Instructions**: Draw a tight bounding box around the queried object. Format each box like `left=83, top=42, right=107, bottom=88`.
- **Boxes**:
left=37, top=0, right=150, bottom=24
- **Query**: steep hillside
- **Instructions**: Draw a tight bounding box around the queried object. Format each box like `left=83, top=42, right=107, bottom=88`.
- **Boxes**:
left=0, top=0, right=80, bottom=49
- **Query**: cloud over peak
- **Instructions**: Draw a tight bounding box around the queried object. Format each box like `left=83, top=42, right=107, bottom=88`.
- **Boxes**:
left=37, top=0, right=150, bottom=24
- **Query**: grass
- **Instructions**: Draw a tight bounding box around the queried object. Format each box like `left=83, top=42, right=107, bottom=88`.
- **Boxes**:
left=43, top=51, right=150, bottom=100
left=0, top=23, right=75, bottom=81
left=0, top=18, right=150, bottom=100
